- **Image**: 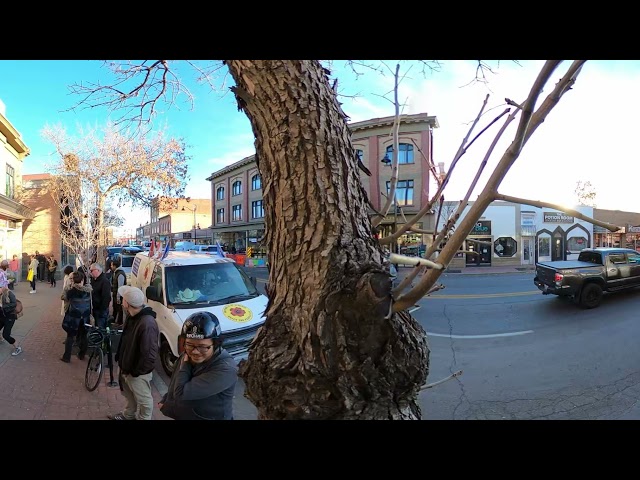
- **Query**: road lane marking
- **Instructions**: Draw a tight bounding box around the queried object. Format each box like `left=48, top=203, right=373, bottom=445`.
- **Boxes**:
left=426, top=330, right=534, bottom=339
left=426, top=290, right=540, bottom=299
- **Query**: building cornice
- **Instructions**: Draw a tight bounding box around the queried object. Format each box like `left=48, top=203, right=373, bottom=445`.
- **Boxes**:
left=0, top=194, right=35, bottom=220
left=349, top=113, right=439, bottom=132
left=206, top=155, right=257, bottom=181
left=0, top=112, right=30, bottom=159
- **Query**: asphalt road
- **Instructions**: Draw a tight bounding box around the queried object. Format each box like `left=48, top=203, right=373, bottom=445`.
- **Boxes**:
left=414, top=272, right=640, bottom=419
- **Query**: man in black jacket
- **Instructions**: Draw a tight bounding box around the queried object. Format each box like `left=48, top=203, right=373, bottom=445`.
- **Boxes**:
left=89, top=263, right=111, bottom=329
left=108, top=285, right=159, bottom=421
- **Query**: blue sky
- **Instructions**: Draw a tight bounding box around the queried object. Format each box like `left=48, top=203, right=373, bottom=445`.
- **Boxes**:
left=2, top=60, right=640, bottom=233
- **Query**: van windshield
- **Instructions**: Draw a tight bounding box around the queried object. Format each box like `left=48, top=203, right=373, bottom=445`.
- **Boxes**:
left=165, top=262, right=259, bottom=307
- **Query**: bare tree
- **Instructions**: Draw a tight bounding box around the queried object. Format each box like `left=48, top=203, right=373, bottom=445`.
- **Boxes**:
left=42, top=122, right=189, bottom=263
left=575, top=180, right=597, bottom=207
left=65, top=59, right=622, bottom=420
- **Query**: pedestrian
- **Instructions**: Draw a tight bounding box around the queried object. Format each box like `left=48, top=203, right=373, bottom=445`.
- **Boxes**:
left=0, top=286, right=23, bottom=356
left=60, top=265, right=75, bottom=316
left=110, top=259, right=127, bottom=326
left=108, top=285, right=158, bottom=421
left=159, top=312, right=237, bottom=420
left=0, top=259, right=9, bottom=291
left=89, top=263, right=111, bottom=329
left=60, top=270, right=92, bottom=363
left=28, top=254, right=38, bottom=293
left=8, top=255, right=19, bottom=289
left=36, top=250, right=46, bottom=282
left=48, top=254, right=58, bottom=287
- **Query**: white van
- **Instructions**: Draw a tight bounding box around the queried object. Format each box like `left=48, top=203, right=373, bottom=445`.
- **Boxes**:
left=130, top=250, right=267, bottom=376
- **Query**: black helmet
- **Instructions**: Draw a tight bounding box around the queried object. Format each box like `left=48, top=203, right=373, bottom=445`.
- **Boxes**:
left=181, top=311, right=222, bottom=341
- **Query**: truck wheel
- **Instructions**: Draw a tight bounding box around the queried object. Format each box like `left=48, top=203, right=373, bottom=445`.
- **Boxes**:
left=160, top=337, right=178, bottom=377
left=580, top=283, right=603, bottom=309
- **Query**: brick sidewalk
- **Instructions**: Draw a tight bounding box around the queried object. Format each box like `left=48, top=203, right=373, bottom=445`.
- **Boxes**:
left=0, top=280, right=168, bottom=420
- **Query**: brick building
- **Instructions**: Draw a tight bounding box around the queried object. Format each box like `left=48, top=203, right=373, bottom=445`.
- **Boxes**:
left=20, top=173, right=66, bottom=273
left=206, top=112, right=440, bottom=259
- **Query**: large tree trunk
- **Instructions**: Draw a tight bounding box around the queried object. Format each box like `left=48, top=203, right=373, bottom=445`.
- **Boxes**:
left=226, top=60, right=430, bottom=420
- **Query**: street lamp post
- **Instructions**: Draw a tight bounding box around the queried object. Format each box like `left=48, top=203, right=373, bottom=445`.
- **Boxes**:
left=182, top=204, right=197, bottom=244
left=381, top=153, right=399, bottom=254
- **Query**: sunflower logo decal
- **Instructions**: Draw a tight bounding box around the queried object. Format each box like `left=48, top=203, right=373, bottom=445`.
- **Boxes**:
left=223, top=304, right=253, bottom=323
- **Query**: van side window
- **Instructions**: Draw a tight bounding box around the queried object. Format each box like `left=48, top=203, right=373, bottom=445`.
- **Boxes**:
left=150, top=265, right=164, bottom=305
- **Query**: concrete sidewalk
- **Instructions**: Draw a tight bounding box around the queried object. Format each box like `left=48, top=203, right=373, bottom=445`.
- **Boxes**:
left=0, top=280, right=168, bottom=420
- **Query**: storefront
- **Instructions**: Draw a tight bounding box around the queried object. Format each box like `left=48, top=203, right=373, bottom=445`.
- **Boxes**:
left=436, top=201, right=594, bottom=269
left=535, top=210, right=593, bottom=263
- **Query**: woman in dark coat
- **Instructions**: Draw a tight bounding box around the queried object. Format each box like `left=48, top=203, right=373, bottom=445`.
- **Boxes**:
left=60, top=270, right=92, bottom=363
left=0, top=285, right=23, bottom=356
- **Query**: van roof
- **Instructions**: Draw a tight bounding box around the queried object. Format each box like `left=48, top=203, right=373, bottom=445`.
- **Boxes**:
left=135, top=250, right=234, bottom=267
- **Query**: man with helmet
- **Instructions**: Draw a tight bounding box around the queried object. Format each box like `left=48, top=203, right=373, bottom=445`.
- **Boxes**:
left=158, top=311, right=238, bottom=420
left=108, top=285, right=159, bottom=420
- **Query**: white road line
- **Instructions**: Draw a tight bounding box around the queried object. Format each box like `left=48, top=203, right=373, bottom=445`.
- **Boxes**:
left=426, top=330, right=534, bottom=339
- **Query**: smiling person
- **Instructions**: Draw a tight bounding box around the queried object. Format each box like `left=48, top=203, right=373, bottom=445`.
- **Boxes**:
left=159, top=312, right=238, bottom=420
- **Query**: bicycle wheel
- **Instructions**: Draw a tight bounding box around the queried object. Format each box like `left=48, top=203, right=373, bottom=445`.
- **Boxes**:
left=85, top=347, right=104, bottom=392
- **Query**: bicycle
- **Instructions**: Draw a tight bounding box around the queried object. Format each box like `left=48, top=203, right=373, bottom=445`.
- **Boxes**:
left=84, top=323, right=123, bottom=392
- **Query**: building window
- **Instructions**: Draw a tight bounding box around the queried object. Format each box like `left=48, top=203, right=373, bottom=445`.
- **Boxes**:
left=216, top=208, right=224, bottom=223
left=5, top=164, right=14, bottom=199
left=252, top=200, right=264, bottom=219
left=216, top=186, right=225, bottom=200
left=494, top=237, right=517, bottom=257
left=567, top=236, right=588, bottom=252
left=386, top=180, right=414, bottom=206
left=539, top=237, right=550, bottom=257
left=232, top=205, right=242, bottom=221
left=385, top=143, right=414, bottom=164
left=251, top=174, right=262, bottom=191
left=232, top=180, right=242, bottom=196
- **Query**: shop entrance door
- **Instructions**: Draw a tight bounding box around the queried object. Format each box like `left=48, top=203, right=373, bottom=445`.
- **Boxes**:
left=466, top=237, right=492, bottom=266
left=552, top=233, right=564, bottom=261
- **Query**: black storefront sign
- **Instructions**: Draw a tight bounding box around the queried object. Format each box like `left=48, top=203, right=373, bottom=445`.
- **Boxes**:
left=470, top=220, right=491, bottom=235
left=182, top=233, right=192, bottom=239
left=544, top=211, right=574, bottom=223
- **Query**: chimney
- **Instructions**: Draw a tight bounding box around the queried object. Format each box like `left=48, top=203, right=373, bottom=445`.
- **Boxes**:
left=437, top=162, right=446, bottom=181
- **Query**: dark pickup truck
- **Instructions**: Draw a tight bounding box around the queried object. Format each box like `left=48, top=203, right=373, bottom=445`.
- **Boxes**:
left=533, top=247, right=640, bottom=309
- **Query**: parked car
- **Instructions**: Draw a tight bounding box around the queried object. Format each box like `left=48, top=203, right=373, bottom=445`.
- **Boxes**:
left=533, top=247, right=640, bottom=309
left=105, top=246, right=122, bottom=266
left=130, top=250, right=266, bottom=376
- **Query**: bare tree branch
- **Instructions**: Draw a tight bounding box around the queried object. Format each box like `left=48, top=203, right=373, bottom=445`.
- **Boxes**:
left=395, top=60, right=584, bottom=311
left=494, top=194, right=620, bottom=231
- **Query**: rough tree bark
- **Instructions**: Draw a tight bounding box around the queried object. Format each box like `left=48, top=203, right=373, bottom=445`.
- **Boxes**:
left=226, top=60, right=430, bottom=420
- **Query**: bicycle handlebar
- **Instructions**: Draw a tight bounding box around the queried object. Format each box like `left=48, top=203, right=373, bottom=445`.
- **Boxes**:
left=83, top=323, right=123, bottom=334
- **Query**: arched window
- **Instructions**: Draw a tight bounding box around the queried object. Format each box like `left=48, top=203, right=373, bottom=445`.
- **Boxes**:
left=232, top=180, right=242, bottom=196
left=252, top=174, right=262, bottom=190
left=216, top=186, right=224, bottom=201
left=385, top=143, right=414, bottom=164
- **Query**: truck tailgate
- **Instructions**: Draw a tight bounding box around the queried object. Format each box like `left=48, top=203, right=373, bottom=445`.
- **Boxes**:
left=535, top=261, right=598, bottom=285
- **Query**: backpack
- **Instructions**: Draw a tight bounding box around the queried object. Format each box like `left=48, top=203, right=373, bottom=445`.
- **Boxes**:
left=15, top=299, right=23, bottom=318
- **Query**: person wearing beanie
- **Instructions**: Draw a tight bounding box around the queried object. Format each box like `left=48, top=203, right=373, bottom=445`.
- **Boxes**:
left=108, top=286, right=159, bottom=420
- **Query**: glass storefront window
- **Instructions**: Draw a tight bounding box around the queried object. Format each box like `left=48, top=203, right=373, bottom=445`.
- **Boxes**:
left=567, top=236, right=588, bottom=252
left=539, top=237, right=550, bottom=257
left=494, top=237, right=517, bottom=257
